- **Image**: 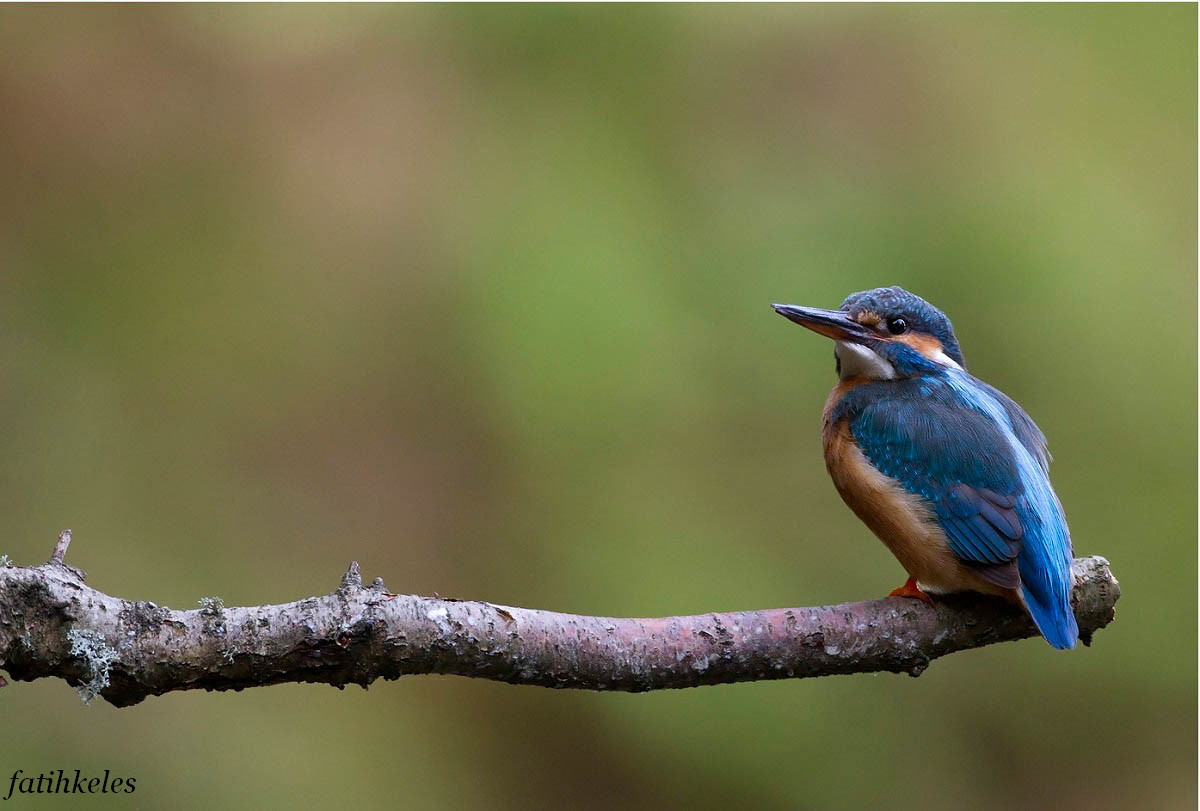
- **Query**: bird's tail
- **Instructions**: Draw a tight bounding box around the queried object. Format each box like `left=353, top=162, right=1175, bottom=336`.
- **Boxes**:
left=1018, top=553, right=1078, bottom=650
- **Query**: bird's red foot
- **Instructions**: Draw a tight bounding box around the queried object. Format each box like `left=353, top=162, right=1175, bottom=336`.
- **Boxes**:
left=888, top=577, right=934, bottom=603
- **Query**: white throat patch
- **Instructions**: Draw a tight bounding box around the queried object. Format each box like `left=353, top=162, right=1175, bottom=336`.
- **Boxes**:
left=930, top=348, right=963, bottom=371
left=835, top=341, right=896, bottom=380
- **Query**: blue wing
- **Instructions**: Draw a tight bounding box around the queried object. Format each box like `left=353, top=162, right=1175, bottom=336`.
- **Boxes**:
left=838, top=375, right=1078, bottom=649
left=847, top=392, right=1025, bottom=585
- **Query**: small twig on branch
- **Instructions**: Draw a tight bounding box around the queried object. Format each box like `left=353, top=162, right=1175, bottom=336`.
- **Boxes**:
left=0, top=533, right=1119, bottom=707
left=49, top=529, right=72, bottom=565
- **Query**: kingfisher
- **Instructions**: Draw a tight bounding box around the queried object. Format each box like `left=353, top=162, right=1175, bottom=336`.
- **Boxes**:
left=772, top=286, right=1078, bottom=649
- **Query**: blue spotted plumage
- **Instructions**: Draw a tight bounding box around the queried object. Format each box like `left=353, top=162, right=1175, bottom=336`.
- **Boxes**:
left=773, top=286, right=1078, bottom=650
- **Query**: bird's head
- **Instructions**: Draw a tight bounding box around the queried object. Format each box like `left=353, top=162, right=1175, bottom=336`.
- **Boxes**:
left=772, top=286, right=965, bottom=380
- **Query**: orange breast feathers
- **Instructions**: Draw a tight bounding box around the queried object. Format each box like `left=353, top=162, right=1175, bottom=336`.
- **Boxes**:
left=820, top=388, right=1013, bottom=598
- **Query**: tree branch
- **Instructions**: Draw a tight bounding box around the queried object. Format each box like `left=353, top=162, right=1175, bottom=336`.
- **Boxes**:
left=0, top=535, right=1119, bottom=707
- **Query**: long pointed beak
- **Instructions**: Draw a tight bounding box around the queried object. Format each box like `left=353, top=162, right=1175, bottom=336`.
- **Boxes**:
left=771, top=304, right=876, bottom=343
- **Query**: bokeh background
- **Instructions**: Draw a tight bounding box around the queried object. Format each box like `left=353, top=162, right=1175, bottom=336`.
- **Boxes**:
left=0, top=5, right=1193, bottom=809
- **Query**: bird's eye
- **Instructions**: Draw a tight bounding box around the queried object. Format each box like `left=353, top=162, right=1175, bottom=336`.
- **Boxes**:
left=886, top=317, right=908, bottom=335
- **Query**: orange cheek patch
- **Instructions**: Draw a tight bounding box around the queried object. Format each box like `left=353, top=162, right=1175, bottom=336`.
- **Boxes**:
left=894, top=333, right=947, bottom=361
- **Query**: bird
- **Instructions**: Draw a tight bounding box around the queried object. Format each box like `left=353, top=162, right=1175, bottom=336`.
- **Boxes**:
left=772, top=286, right=1078, bottom=649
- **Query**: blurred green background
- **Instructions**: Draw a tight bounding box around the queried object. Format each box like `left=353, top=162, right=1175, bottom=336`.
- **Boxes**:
left=0, top=4, right=1193, bottom=809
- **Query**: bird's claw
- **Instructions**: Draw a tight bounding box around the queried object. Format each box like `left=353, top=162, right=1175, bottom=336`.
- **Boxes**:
left=888, top=577, right=934, bottom=604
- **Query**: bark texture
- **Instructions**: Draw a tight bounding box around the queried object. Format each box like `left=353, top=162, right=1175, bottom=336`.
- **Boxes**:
left=0, top=535, right=1119, bottom=707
